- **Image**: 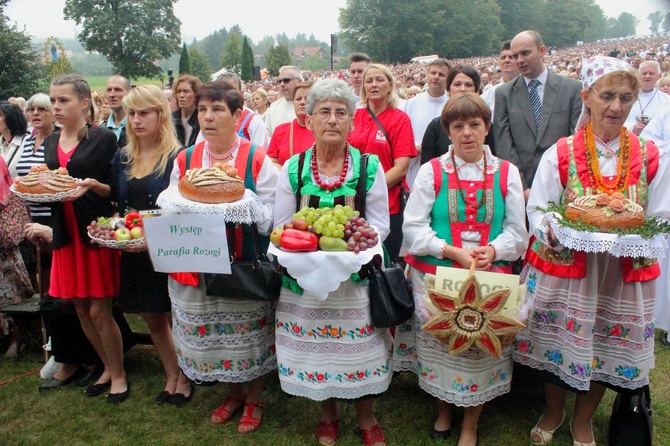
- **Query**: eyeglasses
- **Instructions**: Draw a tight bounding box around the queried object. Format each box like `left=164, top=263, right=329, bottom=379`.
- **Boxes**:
left=276, top=77, right=298, bottom=85
left=590, top=88, right=636, bottom=106
left=313, top=108, right=350, bottom=121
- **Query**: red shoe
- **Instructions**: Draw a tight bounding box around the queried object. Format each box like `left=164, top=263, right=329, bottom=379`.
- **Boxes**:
left=317, top=420, right=340, bottom=446
left=237, top=402, right=263, bottom=434
left=360, top=424, right=386, bottom=446
left=210, top=395, right=244, bottom=425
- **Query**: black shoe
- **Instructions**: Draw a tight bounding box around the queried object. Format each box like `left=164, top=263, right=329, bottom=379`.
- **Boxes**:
left=168, top=382, right=195, bottom=408
left=38, top=367, right=82, bottom=392
left=76, top=363, right=104, bottom=387
left=429, top=426, right=452, bottom=440
left=155, top=390, right=172, bottom=406
left=86, top=380, right=111, bottom=397
left=106, top=381, right=131, bottom=404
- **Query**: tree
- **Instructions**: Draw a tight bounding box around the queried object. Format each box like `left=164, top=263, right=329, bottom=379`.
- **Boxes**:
left=496, top=0, right=543, bottom=39
left=609, top=12, right=639, bottom=38
left=188, top=46, right=212, bottom=83
left=541, top=0, right=591, bottom=47
left=241, top=36, right=254, bottom=82
left=300, top=55, right=331, bottom=71
left=648, top=11, right=663, bottom=35
left=664, top=12, right=670, bottom=34
left=0, top=10, right=43, bottom=97
left=63, top=0, right=181, bottom=79
left=179, top=43, right=190, bottom=75
left=199, top=28, right=228, bottom=70
left=221, top=29, right=242, bottom=72
left=435, top=0, right=503, bottom=58
left=265, top=43, right=292, bottom=77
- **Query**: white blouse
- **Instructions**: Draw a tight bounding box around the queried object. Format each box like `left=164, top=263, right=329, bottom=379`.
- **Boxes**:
left=404, top=145, right=528, bottom=261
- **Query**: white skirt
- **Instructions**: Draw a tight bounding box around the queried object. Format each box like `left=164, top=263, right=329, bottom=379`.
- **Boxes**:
left=168, top=276, right=277, bottom=383
left=275, top=279, right=393, bottom=401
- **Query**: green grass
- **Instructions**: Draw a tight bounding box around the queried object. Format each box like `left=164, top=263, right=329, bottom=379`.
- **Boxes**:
left=1, top=322, right=669, bottom=445
left=85, top=77, right=163, bottom=94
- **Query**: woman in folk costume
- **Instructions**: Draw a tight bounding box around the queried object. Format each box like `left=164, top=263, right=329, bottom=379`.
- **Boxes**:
left=168, top=81, right=278, bottom=433
left=400, top=92, right=527, bottom=446
left=513, top=56, right=670, bottom=446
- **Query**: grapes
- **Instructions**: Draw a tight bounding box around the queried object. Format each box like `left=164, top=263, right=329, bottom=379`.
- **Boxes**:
left=293, top=205, right=376, bottom=254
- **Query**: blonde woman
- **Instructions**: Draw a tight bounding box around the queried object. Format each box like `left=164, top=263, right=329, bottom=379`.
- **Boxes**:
left=111, top=85, right=191, bottom=405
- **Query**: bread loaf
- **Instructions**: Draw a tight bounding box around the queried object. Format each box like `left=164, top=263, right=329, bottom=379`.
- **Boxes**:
left=564, top=192, right=645, bottom=231
left=178, top=163, right=245, bottom=204
left=15, top=164, right=77, bottom=194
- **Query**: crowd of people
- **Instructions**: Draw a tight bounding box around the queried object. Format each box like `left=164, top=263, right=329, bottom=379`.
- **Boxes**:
left=1, top=30, right=670, bottom=446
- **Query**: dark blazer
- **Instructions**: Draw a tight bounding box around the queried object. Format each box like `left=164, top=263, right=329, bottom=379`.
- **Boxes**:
left=172, top=109, right=199, bottom=148
left=421, top=116, right=495, bottom=164
left=493, top=70, right=582, bottom=188
left=44, top=125, right=118, bottom=249
left=111, top=146, right=183, bottom=214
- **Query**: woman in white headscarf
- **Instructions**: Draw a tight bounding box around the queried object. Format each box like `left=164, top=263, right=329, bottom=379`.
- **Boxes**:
left=513, top=56, right=670, bottom=446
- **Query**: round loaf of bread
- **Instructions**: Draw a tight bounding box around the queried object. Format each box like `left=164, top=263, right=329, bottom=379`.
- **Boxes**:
left=15, top=165, right=77, bottom=194
left=564, top=193, right=645, bottom=231
left=178, top=165, right=245, bottom=204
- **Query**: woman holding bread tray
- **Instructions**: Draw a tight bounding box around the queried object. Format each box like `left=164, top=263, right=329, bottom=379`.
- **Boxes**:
left=167, top=81, right=278, bottom=434
left=514, top=56, right=670, bottom=446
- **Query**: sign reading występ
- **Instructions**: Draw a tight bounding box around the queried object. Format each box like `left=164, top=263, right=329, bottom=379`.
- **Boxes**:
left=143, top=213, right=231, bottom=274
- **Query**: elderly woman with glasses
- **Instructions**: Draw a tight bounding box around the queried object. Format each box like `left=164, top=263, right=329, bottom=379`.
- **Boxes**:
left=514, top=56, right=670, bottom=446
left=274, top=79, right=391, bottom=446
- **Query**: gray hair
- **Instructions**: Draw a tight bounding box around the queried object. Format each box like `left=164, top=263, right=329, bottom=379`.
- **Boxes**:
left=26, top=93, right=52, bottom=111
left=217, top=72, right=242, bottom=91
left=279, top=65, right=303, bottom=81
left=639, top=60, right=661, bottom=73
left=306, top=79, right=356, bottom=116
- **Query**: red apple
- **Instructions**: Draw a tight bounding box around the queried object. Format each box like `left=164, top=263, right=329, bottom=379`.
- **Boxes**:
left=114, top=227, right=132, bottom=241
left=130, top=226, right=144, bottom=239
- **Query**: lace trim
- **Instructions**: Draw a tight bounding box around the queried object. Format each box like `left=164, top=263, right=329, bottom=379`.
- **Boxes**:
left=276, top=332, right=388, bottom=355
left=156, top=187, right=269, bottom=223
left=419, top=379, right=511, bottom=407
left=513, top=355, right=650, bottom=391
left=174, top=328, right=269, bottom=348
left=277, top=301, right=368, bottom=321
left=546, top=214, right=667, bottom=259
left=180, top=358, right=277, bottom=384
left=278, top=380, right=391, bottom=402
left=173, top=304, right=270, bottom=324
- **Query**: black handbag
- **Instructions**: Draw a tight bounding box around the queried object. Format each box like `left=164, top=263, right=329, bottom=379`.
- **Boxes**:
left=204, top=223, right=282, bottom=302
left=365, top=254, right=414, bottom=328
left=608, top=384, right=653, bottom=446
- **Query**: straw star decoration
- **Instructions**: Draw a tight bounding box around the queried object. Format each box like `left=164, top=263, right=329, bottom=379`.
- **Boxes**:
left=421, top=274, right=524, bottom=358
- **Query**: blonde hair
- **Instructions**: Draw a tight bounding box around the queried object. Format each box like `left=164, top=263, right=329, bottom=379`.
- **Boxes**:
left=359, top=64, right=399, bottom=108
left=657, top=76, right=670, bottom=90
left=122, top=85, right=180, bottom=179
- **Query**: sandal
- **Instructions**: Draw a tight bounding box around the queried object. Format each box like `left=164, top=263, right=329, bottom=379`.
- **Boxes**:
left=210, top=395, right=245, bottom=425
left=317, top=420, right=340, bottom=446
left=237, top=402, right=263, bottom=433
left=530, top=412, right=565, bottom=445
left=570, top=420, right=596, bottom=446
left=360, top=424, right=386, bottom=446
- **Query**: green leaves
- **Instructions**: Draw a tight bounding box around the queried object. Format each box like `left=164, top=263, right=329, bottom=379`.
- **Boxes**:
left=63, top=0, right=181, bottom=79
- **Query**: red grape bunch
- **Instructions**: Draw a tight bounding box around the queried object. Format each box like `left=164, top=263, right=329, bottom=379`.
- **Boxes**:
left=344, top=216, right=379, bottom=253
left=86, top=219, right=116, bottom=241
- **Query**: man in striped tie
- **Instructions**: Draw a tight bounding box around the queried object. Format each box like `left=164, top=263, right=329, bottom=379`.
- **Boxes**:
left=493, top=30, right=582, bottom=200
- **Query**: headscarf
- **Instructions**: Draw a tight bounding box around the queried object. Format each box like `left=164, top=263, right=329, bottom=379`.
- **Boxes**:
left=576, top=56, right=633, bottom=130
left=0, top=157, right=12, bottom=206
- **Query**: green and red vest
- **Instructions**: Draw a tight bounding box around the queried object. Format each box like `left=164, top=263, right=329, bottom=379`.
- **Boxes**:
left=525, top=128, right=660, bottom=283
left=405, top=156, right=512, bottom=274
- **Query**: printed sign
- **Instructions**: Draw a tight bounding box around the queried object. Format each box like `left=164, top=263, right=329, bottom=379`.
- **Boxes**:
left=143, top=213, right=231, bottom=274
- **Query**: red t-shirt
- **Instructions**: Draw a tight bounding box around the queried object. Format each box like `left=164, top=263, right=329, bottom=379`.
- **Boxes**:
left=267, top=120, right=315, bottom=166
left=348, top=107, right=416, bottom=214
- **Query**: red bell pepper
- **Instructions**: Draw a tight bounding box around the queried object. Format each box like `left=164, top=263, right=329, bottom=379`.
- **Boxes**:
left=125, top=211, right=142, bottom=229
left=280, top=229, right=318, bottom=252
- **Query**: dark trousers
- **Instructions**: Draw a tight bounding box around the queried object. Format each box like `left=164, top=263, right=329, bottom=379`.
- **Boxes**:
left=384, top=213, right=403, bottom=263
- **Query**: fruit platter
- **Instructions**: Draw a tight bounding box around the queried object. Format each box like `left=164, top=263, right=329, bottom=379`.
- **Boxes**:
left=267, top=205, right=384, bottom=300
left=87, top=211, right=146, bottom=249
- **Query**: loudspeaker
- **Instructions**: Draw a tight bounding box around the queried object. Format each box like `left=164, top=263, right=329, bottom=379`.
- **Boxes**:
left=252, top=66, right=261, bottom=81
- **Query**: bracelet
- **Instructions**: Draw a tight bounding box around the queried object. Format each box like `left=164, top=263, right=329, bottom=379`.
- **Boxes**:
left=488, top=244, right=497, bottom=261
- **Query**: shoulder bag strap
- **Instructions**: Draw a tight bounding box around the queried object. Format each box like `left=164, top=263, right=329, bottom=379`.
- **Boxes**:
left=295, top=150, right=307, bottom=212
left=357, top=153, right=369, bottom=219
left=366, top=106, right=393, bottom=151
left=289, top=121, right=295, bottom=158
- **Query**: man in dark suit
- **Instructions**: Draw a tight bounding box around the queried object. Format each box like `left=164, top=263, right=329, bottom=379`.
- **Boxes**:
left=494, top=30, right=582, bottom=199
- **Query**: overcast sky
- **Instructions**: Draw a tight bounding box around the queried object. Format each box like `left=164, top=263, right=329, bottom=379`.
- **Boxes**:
left=4, top=0, right=670, bottom=45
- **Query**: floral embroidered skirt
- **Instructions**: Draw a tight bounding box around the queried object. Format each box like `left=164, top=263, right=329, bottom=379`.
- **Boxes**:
left=275, top=279, right=393, bottom=401
left=513, top=253, right=655, bottom=392
left=654, top=246, right=670, bottom=333
left=168, top=276, right=276, bottom=383
left=393, top=268, right=513, bottom=407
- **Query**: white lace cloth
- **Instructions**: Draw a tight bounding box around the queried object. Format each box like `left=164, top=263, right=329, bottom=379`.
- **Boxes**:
left=544, top=213, right=667, bottom=259
left=156, top=187, right=268, bottom=223
left=268, top=240, right=383, bottom=301
left=10, top=182, right=82, bottom=203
